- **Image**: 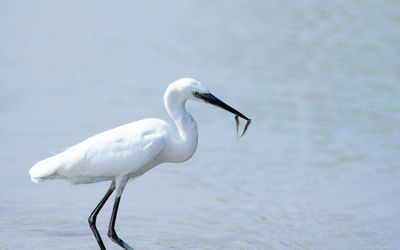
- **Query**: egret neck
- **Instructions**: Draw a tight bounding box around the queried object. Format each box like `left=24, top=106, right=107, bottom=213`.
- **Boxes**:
left=163, top=87, right=198, bottom=162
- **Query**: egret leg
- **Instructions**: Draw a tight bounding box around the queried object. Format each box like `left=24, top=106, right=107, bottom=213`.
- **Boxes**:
left=88, top=180, right=116, bottom=250
left=107, top=179, right=134, bottom=250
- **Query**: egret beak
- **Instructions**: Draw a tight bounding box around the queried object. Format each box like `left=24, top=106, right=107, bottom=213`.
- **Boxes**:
left=198, top=93, right=251, bottom=137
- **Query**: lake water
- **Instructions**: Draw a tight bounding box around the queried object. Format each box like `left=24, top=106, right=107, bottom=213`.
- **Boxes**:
left=1, top=1, right=400, bottom=249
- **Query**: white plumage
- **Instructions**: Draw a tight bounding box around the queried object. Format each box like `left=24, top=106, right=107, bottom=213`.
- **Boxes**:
left=29, top=78, right=250, bottom=249
left=30, top=118, right=168, bottom=184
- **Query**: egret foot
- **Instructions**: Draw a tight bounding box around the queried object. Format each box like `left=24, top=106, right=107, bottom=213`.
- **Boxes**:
left=108, top=194, right=134, bottom=250
left=88, top=181, right=116, bottom=250
left=107, top=230, right=134, bottom=250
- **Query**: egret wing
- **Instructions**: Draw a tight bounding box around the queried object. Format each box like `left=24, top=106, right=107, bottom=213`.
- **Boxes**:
left=31, top=119, right=168, bottom=184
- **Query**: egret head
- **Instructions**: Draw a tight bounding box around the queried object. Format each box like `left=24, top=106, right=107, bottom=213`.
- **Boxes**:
left=167, top=78, right=209, bottom=100
left=167, top=78, right=251, bottom=137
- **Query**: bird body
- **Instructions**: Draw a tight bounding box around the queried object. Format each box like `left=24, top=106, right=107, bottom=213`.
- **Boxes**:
left=30, top=118, right=169, bottom=184
left=29, top=78, right=250, bottom=249
left=30, top=80, right=201, bottom=184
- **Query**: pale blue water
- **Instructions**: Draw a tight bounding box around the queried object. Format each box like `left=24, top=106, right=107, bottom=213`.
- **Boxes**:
left=1, top=1, right=400, bottom=249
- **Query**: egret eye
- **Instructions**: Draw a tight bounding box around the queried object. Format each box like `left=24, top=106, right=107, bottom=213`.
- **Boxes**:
left=193, top=91, right=200, bottom=97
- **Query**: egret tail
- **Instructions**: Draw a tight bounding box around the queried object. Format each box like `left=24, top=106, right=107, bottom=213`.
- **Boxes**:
left=29, top=155, right=61, bottom=183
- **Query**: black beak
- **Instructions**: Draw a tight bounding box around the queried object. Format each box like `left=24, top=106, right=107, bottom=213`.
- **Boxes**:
left=199, top=93, right=250, bottom=120
left=198, top=92, right=251, bottom=137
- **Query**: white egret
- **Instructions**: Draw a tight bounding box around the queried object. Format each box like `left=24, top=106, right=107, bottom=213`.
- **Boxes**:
left=29, top=78, right=251, bottom=250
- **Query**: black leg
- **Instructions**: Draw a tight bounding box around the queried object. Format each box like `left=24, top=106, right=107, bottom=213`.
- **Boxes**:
left=107, top=195, right=134, bottom=249
left=88, top=180, right=116, bottom=250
